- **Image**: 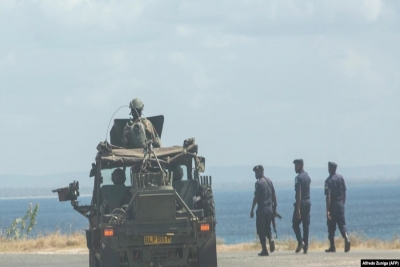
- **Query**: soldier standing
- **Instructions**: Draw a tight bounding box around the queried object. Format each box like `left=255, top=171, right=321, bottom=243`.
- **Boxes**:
left=250, top=165, right=277, bottom=256
left=122, top=98, right=162, bottom=149
left=325, top=162, right=351, bottom=253
left=292, top=159, right=311, bottom=254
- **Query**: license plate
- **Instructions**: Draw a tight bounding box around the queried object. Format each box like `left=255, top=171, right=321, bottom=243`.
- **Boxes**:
left=144, top=236, right=172, bottom=245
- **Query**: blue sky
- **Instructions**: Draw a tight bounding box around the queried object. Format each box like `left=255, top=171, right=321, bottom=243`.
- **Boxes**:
left=1, top=0, right=400, bottom=176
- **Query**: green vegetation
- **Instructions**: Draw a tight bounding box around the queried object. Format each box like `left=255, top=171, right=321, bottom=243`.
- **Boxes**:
left=6, top=203, right=39, bottom=240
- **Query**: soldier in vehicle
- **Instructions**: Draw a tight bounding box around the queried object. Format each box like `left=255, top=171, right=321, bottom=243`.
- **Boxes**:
left=122, top=98, right=162, bottom=149
left=111, top=168, right=126, bottom=185
left=292, top=159, right=311, bottom=254
left=250, top=165, right=277, bottom=256
left=325, top=162, right=351, bottom=253
left=100, top=168, right=129, bottom=215
left=170, top=164, right=184, bottom=182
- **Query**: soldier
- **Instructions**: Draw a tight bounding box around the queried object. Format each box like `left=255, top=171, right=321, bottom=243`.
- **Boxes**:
left=111, top=168, right=126, bottom=185
left=292, top=159, right=311, bottom=254
left=250, top=165, right=277, bottom=256
left=122, top=98, right=162, bottom=149
left=325, top=162, right=351, bottom=253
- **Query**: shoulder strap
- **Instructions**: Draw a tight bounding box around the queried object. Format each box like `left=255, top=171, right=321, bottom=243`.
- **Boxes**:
left=261, top=177, right=273, bottom=195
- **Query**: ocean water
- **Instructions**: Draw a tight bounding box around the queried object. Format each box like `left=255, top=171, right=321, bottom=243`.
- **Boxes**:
left=0, top=185, right=399, bottom=244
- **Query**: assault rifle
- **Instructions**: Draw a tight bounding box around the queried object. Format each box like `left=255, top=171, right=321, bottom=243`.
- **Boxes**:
left=272, top=211, right=282, bottom=238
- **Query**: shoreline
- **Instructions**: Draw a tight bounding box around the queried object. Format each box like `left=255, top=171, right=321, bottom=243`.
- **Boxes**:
left=1, top=232, right=399, bottom=254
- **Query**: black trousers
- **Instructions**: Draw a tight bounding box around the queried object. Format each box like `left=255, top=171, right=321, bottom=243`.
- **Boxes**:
left=327, top=201, right=347, bottom=242
left=292, top=201, right=311, bottom=246
left=256, top=210, right=273, bottom=240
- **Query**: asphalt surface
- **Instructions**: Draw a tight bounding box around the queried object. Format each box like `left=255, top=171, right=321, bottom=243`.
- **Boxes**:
left=0, top=250, right=399, bottom=267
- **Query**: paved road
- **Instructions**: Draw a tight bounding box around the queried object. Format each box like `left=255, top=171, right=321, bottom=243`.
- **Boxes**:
left=0, top=250, right=399, bottom=267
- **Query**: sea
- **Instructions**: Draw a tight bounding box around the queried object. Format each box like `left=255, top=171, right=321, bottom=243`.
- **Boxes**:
left=0, top=185, right=399, bottom=244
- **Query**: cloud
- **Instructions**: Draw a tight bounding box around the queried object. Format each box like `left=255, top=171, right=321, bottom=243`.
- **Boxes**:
left=1, top=0, right=400, bottom=174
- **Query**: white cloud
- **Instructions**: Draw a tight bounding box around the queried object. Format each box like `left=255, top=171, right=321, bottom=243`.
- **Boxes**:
left=1, top=0, right=400, bottom=174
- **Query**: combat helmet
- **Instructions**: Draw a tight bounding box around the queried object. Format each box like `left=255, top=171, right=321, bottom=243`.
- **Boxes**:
left=129, top=98, right=144, bottom=111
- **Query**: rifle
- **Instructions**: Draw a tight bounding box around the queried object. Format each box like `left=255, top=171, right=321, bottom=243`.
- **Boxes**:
left=272, top=211, right=282, bottom=238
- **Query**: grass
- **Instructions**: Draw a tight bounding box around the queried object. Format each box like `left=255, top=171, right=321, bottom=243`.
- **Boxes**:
left=217, top=233, right=400, bottom=252
left=0, top=232, right=399, bottom=253
left=0, top=232, right=86, bottom=253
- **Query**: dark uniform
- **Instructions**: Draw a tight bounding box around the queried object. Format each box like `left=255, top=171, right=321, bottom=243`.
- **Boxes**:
left=252, top=165, right=276, bottom=255
left=325, top=162, right=350, bottom=252
left=255, top=176, right=275, bottom=240
left=292, top=161, right=311, bottom=251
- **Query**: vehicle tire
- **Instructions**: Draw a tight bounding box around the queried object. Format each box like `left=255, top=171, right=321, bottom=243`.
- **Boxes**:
left=198, top=234, right=218, bottom=267
left=89, top=249, right=100, bottom=267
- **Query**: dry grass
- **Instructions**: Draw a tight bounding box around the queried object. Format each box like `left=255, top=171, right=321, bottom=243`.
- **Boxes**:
left=0, top=232, right=86, bottom=253
left=1, top=232, right=399, bottom=253
left=217, top=233, right=400, bottom=252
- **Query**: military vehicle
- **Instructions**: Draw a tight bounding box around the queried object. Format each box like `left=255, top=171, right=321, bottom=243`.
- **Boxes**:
left=53, top=116, right=217, bottom=267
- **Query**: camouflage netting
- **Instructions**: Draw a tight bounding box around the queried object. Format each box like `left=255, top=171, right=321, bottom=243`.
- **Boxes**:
left=96, top=141, right=198, bottom=170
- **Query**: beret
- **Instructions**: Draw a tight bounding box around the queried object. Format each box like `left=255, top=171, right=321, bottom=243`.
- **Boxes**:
left=293, top=159, right=304, bottom=164
left=328, top=162, right=338, bottom=168
left=253, top=165, right=264, bottom=172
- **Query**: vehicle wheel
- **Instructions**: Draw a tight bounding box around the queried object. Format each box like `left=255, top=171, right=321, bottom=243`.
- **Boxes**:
left=198, top=234, right=217, bottom=267
left=89, top=249, right=100, bottom=267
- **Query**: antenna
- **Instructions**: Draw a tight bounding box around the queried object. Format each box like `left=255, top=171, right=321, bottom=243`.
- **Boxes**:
left=105, top=105, right=129, bottom=142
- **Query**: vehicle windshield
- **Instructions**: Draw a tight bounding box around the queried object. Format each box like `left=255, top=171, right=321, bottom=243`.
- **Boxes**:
left=101, top=167, right=131, bottom=187
left=100, top=164, right=191, bottom=188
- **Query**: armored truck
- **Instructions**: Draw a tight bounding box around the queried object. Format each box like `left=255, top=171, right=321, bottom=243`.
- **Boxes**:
left=53, top=116, right=217, bottom=267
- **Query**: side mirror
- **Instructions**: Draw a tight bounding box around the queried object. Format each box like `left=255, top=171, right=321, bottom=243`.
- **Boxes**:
left=52, top=181, right=80, bottom=202
left=89, top=163, right=97, bottom=177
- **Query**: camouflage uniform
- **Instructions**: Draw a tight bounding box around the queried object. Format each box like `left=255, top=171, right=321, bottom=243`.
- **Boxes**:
left=122, top=98, right=162, bottom=149
left=122, top=117, right=162, bottom=149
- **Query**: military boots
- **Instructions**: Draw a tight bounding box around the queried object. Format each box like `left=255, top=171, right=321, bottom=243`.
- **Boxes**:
left=258, top=238, right=269, bottom=256
left=269, top=239, right=275, bottom=253
left=295, top=241, right=305, bottom=253
left=258, top=250, right=269, bottom=256
left=325, top=246, right=336, bottom=252
left=325, top=239, right=336, bottom=252
left=344, top=233, right=351, bottom=253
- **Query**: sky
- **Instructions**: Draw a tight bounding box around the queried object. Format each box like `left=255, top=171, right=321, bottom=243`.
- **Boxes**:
left=1, top=0, right=400, bottom=176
